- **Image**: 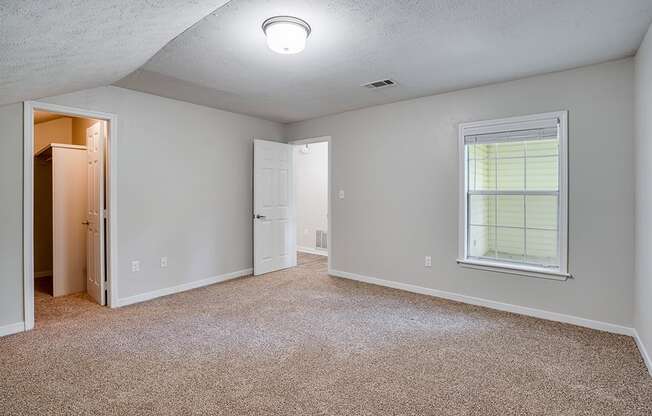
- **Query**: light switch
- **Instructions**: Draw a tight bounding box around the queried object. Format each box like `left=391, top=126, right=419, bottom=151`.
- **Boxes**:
left=338, top=190, right=345, bottom=199
left=425, top=256, right=432, bottom=267
left=160, top=257, right=168, bottom=268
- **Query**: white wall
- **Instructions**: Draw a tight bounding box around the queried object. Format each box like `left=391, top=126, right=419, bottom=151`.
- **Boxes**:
left=635, top=23, right=652, bottom=370
left=0, top=58, right=642, bottom=339
left=287, top=59, right=635, bottom=328
left=294, top=142, right=328, bottom=254
left=0, top=103, right=23, bottom=329
left=0, top=86, right=284, bottom=328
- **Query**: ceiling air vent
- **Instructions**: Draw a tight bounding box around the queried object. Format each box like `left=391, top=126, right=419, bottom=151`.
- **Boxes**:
left=362, top=79, right=396, bottom=89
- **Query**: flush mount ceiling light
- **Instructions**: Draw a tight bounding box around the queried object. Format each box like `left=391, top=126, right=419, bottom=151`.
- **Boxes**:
left=262, top=16, right=311, bottom=54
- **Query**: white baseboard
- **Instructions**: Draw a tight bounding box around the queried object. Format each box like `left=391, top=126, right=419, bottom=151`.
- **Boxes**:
left=297, top=246, right=328, bottom=256
left=0, top=322, right=25, bottom=337
left=34, top=270, right=52, bottom=278
left=328, top=269, right=635, bottom=336
left=634, top=329, right=652, bottom=376
left=116, top=268, right=253, bottom=307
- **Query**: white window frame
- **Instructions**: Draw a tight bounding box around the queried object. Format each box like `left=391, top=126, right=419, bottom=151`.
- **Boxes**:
left=457, top=111, right=570, bottom=281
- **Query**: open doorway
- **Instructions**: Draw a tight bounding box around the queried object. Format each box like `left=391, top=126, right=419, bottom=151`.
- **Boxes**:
left=33, top=111, right=105, bottom=316
left=292, top=138, right=330, bottom=268
left=24, top=102, right=117, bottom=330
left=252, top=136, right=331, bottom=276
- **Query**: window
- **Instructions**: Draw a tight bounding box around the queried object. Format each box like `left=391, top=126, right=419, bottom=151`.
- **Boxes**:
left=457, top=111, right=569, bottom=280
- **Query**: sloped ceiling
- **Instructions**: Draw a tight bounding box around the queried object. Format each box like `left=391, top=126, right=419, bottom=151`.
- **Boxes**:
left=117, top=0, right=652, bottom=123
left=34, top=111, right=64, bottom=124
left=0, top=0, right=230, bottom=106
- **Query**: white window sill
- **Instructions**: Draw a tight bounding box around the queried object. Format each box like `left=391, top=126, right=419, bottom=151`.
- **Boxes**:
left=457, top=259, right=571, bottom=281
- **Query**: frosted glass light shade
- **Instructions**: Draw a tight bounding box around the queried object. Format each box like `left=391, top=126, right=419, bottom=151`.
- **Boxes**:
left=262, top=16, right=311, bottom=55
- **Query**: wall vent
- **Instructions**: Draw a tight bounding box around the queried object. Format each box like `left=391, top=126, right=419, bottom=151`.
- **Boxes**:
left=316, top=230, right=328, bottom=250
left=362, top=79, right=396, bottom=89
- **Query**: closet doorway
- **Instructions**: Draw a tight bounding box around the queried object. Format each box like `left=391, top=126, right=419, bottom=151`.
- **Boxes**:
left=24, top=102, right=117, bottom=331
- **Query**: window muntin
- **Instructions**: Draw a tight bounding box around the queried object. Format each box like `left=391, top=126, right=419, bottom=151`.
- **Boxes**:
left=459, top=113, right=568, bottom=276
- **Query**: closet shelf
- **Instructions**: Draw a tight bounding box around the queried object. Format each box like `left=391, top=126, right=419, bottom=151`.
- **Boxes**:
left=35, top=143, right=87, bottom=161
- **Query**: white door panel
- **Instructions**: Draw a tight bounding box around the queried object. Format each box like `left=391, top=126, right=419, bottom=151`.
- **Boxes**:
left=254, top=140, right=296, bottom=275
left=86, top=122, right=105, bottom=305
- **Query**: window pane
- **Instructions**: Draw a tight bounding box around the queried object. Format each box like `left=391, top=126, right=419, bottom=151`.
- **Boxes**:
left=526, top=195, right=557, bottom=230
left=467, top=151, right=476, bottom=190
left=470, top=157, right=496, bottom=191
left=474, top=143, right=496, bottom=159
left=497, top=141, right=525, bottom=158
left=463, top=118, right=563, bottom=271
left=496, top=227, right=525, bottom=262
left=497, top=195, right=524, bottom=227
left=526, top=156, right=558, bottom=191
left=526, top=229, right=558, bottom=266
left=469, top=195, right=495, bottom=226
left=526, top=139, right=558, bottom=157
left=497, top=157, right=524, bottom=190
left=469, top=225, right=495, bottom=258
left=467, top=143, right=476, bottom=160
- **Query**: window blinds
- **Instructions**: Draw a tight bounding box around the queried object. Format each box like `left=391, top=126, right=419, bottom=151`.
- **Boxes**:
left=464, top=127, right=558, bottom=145
left=464, top=118, right=560, bottom=269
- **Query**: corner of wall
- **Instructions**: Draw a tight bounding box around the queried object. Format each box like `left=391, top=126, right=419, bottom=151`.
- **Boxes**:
left=634, top=21, right=652, bottom=376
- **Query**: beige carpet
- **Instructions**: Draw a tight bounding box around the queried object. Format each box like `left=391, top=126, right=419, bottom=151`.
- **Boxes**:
left=1, top=253, right=651, bottom=415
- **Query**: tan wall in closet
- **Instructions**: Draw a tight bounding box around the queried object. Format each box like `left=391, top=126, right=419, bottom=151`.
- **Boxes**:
left=34, top=158, right=52, bottom=276
left=34, top=118, right=72, bottom=153
left=72, top=118, right=97, bottom=146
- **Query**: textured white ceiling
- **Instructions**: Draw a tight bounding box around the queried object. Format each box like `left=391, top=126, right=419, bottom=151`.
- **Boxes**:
left=116, top=0, right=652, bottom=123
left=0, top=0, right=230, bottom=106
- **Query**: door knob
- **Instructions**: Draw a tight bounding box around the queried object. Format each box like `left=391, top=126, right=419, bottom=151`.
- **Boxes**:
left=81, top=221, right=90, bottom=225
left=255, top=214, right=266, bottom=219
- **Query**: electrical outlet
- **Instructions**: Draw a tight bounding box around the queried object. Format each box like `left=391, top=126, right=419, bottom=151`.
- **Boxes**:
left=131, top=260, right=140, bottom=272
left=338, top=189, right=345, bottom=199
left=160, top=256, right=168, bottom=268
left=425, top=256, right=432, bottom=267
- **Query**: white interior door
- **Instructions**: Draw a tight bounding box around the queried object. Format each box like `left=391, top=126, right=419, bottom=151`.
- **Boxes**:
left=254, top=139, right=296, bottom=275
left=85, top=122, right=105, bottom=304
